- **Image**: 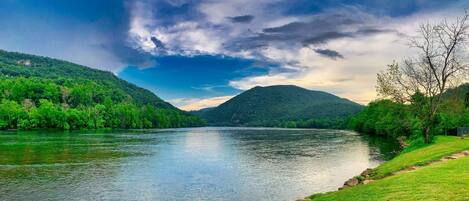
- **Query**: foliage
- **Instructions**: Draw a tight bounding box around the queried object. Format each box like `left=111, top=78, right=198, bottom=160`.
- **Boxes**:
left=0, top=50, right=205, bottom=130
left=0, top=49, right=177, bottom=109
left=349, top=83, right=468, bottom=139
left=376, top=13, right=469, bottom=143
left=348, top=100, right=417, bottom=138
left=195, top=85, right=363, bottom=128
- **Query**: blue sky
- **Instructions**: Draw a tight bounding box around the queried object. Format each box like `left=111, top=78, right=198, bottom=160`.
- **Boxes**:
left=0, top=0, right=467, bottom=110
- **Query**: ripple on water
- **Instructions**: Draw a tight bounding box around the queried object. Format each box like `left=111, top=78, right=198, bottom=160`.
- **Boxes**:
left=0, top=128, right=398, bottom=201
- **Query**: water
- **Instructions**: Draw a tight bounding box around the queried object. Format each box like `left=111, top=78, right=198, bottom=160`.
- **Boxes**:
left=0, top=127, right=398, bottom=201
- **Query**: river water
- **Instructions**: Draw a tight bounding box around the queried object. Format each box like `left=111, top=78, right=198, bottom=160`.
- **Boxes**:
left=0, top=127, right=398, bottom=201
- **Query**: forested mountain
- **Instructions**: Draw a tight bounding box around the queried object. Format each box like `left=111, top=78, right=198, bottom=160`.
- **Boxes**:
left=0, top=50, right=174, bottom=109
left=0, top=49, right=204, bottom=130
left=194, top=85, right=363, bottom=128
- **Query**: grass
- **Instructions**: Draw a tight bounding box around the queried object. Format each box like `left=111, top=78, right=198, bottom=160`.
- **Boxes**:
left=370, top=136, right=469, bottom=179
left=308, top=136, right=469, bottom=201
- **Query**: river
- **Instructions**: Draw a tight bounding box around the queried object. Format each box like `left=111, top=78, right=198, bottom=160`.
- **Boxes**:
left=0, top=127, right=398, bottom=201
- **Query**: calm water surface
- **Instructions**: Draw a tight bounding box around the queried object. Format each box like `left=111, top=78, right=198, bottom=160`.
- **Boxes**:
left=0, top=127, right=398, bottom=201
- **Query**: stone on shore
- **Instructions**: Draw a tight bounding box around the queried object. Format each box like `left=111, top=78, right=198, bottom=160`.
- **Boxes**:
left=344, top=178, right=359, bottom=187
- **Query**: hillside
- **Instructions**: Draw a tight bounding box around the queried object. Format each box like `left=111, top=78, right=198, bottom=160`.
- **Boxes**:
left=195, top=85, right=363, bottom=127
left=0, top=50, right=175, bottom=109
left=0, top=49, right=204, bottom=129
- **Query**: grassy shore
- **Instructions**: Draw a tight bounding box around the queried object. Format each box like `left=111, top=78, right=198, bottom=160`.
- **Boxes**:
left=308, top=136, right=469, bottom=201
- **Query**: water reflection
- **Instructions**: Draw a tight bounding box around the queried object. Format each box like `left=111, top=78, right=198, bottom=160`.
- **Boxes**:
left=0, top=128, right=398, bottom=201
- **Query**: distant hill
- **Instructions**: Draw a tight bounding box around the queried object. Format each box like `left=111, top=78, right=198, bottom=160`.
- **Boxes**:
left=194, top=85, right=364, bottom=128
left=440, top=83, right=469, bottom=111
left=442, top=83, right=468, bottom=104
left=0, top=49, right=204, bottom=129
left=0, top=50, right=175, bottom=109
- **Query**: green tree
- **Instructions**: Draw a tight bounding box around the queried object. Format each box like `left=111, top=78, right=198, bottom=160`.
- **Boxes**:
left=377, top=13, right=469, bottom=143
left=0, top=99, right=25, bottom=129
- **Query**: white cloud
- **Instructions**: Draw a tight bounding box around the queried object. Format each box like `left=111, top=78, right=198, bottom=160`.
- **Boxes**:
left=128, top=1, right=157, bottom=52
left=152, top=21, right=223, bottom=55
left=128, top=0, right=469, bottom=105
left=229, top=8, right=469, bottom=104
left=171, top=95, right=235, bottom=111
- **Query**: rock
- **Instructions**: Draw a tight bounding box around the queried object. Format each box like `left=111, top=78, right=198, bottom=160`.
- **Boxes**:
left=363, top=179, right=373, bottom=184
left=17, top=59, right=32, bottom=66
left=338, top=186, right=348, bottom=190
left=462, top=150, right=469, bottom=155
left=344, top=178, right=359, bottom=187
left=360, top=168, right=373, bottom=178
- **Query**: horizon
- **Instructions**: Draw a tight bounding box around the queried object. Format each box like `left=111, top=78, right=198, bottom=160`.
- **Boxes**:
left=1, top=0, right=468, bottom=110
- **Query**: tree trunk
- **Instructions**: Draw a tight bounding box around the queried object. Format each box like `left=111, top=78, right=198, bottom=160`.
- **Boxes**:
left=424, top=127, right=431, bottom=144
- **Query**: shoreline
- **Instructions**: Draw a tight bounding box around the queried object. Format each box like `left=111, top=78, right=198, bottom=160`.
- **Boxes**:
left=305, top=136, right=469, bottom=201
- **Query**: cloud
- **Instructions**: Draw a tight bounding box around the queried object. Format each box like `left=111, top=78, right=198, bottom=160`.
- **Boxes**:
left=228, top=15, right=254, bottom=23
left=171, top=95, right=235, bottom=111
left=313, top=49, right=344, bottom=59
left=127, top=0, right=468, bottom=104
left=262, top=14, right=359, bottom=33
left=151, top=37, right=165, bottom=49
left=302, top=32, right=354, bottom=45
left=229, top=30, right=417, bottom=104
left=191, top=84, right=230, bottom=92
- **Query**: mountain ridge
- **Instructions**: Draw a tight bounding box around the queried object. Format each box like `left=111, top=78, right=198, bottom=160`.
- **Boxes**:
left=194, top=85, right=364, bottom=128
left=0, top=49, right=177, bottom=110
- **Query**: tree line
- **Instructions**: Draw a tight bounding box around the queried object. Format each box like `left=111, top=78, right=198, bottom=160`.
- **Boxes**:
left=348, top=92, right=468, bottom=140
left=0, top=76, right=205, bottom=130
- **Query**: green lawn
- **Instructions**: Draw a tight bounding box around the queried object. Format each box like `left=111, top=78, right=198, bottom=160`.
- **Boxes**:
left=371, top=136, right=469, bottom=179
left=309, top=136, right=469, bottom=201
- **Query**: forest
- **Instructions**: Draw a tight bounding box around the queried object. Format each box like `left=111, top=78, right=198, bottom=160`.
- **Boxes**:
left=196, top=85, right=363, bottom=128
left=348, top=84, right=469, bottom=141
left=0, top=50, right=205, bottom=130
left=0, top=76, right=204, bottom=130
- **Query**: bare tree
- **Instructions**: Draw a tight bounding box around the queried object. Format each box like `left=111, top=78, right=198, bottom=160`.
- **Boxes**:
left=377, top=12, right=469, bottom=143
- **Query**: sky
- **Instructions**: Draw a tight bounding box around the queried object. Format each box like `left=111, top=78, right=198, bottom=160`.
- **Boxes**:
left=0, top=0, right=468, bottom=110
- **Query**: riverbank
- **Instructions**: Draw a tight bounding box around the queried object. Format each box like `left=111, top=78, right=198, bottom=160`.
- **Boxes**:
left=305, top=136, right=469, bottom=201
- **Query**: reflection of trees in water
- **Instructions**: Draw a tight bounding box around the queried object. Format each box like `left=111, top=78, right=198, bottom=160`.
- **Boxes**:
left=220, top=129, right=375, bottom=161
left=0, top=130, right=152, bottom=179
left=0, top=161, right=127, bottom=200
left=362, top=135, right=400, bottom=161
left=0, top=130, right=149, bottom=166
left=0, top=130, right=155, bottom=200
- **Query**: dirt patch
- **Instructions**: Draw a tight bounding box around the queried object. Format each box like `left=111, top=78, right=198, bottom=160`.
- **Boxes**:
left=392, top=150, right=469, bottom=176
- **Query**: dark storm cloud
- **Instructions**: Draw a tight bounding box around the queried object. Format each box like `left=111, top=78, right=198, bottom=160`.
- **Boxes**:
left=224, top=10, right=397, bottom=52
left=302, top=28, right=400, bottom=45
left=262, top=16, right=358, bottom=33
left=228, top=15, right=255, bottom=23
left=302, top=32, right=354, bottom=45
left=144, top=0, right=203, bottom=26
left=356, top=27, right=396, bottom=35
left=151, top=37, right=166, bottom=49
left=313, top=49, right=344, bottom=59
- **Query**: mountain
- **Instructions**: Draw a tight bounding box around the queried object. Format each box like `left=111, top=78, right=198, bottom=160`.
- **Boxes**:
left=0, top=50, right=174, bottom=109
left=195, top=85, right=364, bottom=128
left=0, top=49, right=204, bottom=129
